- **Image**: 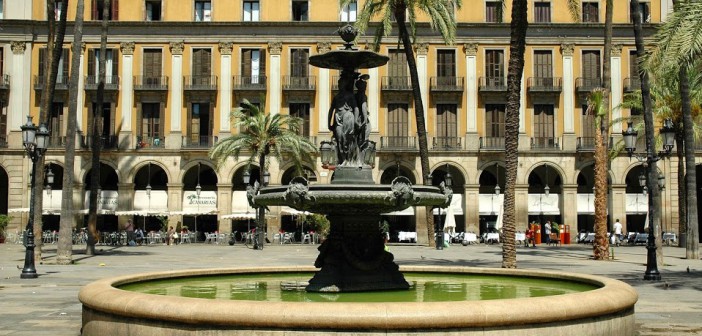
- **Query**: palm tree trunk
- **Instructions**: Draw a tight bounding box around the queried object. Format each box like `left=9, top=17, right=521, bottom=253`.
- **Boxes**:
left=256, top=151, right=268, bottom=249
left=593, top=0, right=613, bottom=260
left=501, top=0, right=528, bottom=269
left=34, top=0, right=68, bottom=262
left=57, top=0, right=81, bottom=265
left=680, top=67, right=700, bottom=259
left=87, top=0, right=110, bottom=255
left=394, top=5, right=434, bottom=247
left=675, top=136, right=686, bottom=246
left=632, top=0, right=664, bottom=269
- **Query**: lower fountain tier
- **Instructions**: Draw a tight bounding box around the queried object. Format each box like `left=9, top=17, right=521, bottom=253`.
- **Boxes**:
left=307, top=214, right=408, bottom=292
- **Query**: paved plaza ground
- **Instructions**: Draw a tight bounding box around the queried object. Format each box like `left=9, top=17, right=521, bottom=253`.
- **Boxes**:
left=0, top=240, right=700, bottom=335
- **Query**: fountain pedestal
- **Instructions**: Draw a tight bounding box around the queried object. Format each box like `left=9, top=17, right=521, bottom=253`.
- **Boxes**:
left=308, top=214, right=408, bottom=292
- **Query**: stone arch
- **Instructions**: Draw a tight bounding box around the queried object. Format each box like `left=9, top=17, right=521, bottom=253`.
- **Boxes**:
left=572, top=161, right=616, bottom=188
left=280, top=165, right=318, bottom=185
left=178, top=159, right=220, bottom=185
left=379, top=161, right=417, bottom=185
left=126, top=161, right=171, bottom=186
left=82, top=162, right=120, bottom=190
left=477, top=161, right=505, bottom=195
left=431, top=161, right=469, bottom=185
left=522, top=161, right=567, bottom=186
left=430, top=162, right=465, bottom=193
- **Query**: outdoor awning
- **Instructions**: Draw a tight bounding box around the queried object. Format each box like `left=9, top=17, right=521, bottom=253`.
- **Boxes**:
left=382, top=206, right=415, bottom=216
left=42, top=190, right=62, bottom=214
left=626, top=193, right=648, bottom=214
left=478, top=194, right=503, bottom=215
left=577, top=194, right=595, bottom=214
left=221, top=212, right=257, bottom=220
left=9, top=208, right=63, bottom=215
left=527, top=194, right=561, bottom=215
left=132, top=190, right=168, bottom=212
left=169, top=209, right=218, bottom=216
left=114, top=210, right=170, bottom=217
left=432, top=194, right=464, bottom=215
left=8, top=208, right=29, bottom=213
left=232, top=191, right=253, bottom=212
left=77, top=209, right=116, bottom=215
left=280, top=206, right=311, bottom=216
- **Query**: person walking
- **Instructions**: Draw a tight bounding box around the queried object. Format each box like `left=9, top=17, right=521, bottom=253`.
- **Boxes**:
left=126, top=219, right=135, bottom=246
left=613, top=219, right=623, bottom=244
left=544, top=220, right=552, bottom=245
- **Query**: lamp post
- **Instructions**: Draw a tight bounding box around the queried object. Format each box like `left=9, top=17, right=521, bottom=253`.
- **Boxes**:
left=622, top=118, right=675, bottom=280
left=436, top=165, right=452, bottom=250
left=494, top=163, right=501, bottom=196
left=195, top=163, right=201, bottom=240
left=244, top=168, right=268, bottom=250
left=145, top=163, right=152, bottom=232
left=20, top=116, right=49, bottom=279
left=45, top=166, right=54, bottom=195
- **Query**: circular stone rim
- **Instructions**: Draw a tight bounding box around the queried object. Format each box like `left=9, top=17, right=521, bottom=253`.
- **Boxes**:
left=79, top=266, right=638, bottom=330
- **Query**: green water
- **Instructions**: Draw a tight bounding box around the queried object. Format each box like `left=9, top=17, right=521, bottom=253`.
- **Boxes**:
left=119, top=273, right=597, bottom=302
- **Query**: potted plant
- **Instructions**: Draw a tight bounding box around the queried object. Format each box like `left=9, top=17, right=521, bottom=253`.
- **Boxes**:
left=0, top=214, right=12, bottom=244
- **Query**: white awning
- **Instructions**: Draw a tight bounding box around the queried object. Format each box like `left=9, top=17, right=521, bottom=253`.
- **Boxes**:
left=182, top=190, right=217, bottom=213
left=280, top=206, right=311, bottom=216
left=433, top=194, right=464, bottom=215
left=577, top=194, right=595, bottom=214
left=478, top=194, right=503, bottom=215
left=221, top=212, right=257, bottom=220
left=626, top=193, right=648, bottom=214
left=232, top=191, right=254, bottom=213
left=169, top=209, right=218, bottom=216
left=114, top=210, right=170, bottom=217
left=42, top=190, right=62, bottom=213
left=77, top=209, right=116, bottom=215
left=8, top=208, right=29, bottom=213
left=528, top=194, right=561, bottom=215
left=382, top=206, right=415, bottom=216
left=133, top=190, right=168, bottom=212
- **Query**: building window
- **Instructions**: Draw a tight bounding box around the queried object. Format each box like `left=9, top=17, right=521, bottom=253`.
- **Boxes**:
left=631, top=1, right=650, bottom=23
left=145, top=0, right=161, bottom=21
left=0, top=0, right=3, bottom=19
left=485, top=1, right=502, bottom=23
left=485, top=49, right=505, bottom=86
left=485, top=104, right=505, bottom=138
left=92, top=0, right=119, bottom=20
left=340, top=0, right=357, bottom=22
left=195, top=1, right=212, bottom=22
left=143, top=49, right=162, bottom=83
left=387, top=103, right=409, bottom=146
left=39, top=48, right=70, bottom=84
left=290, top=48, right=309, bottom=77
left=292, top=0, right=308, bottom=21
left=533, top=50, right=553, bottom=79
left=140, top=103, right=163, bottom=141
left=582, top=50, right=601, bottom=85
left=437, top=50, right=456, bottom=78
left=436, top=104, right=457, bottom=140
left=533, top=104, right=555, bottom=145
left=192, top=48, right=212, bottom=85
left=241, top=48, right=266, bottom=84
left=54, top=1, right=64, bottom=20
left=189, top=103, right=212, bottom=144
left=582, top=1, right=599, bottom=23
left=49, top=103, right=65, bottom=140
left=88, top=102, right=113, bottom=139
left=581, top=104, right=596, bottom=140
left=534, top=1, right=550, bottom=23
left=289, top=103, right=310, bottom=137
left=243, top=0, right=260, bottom=21
left=88, top=49, right=119, bottom=83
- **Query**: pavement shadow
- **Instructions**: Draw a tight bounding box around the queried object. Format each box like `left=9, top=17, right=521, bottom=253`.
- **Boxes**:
left=38, top=246, right=157, bottom=263
left=617, top=268, right=702, bottom=291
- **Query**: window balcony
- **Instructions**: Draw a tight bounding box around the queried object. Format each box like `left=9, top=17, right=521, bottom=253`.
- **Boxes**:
left=575, top=77, right=602, bottom=93
left=184, top=75, right=218, bottom=90
left=233, top=75, right=267, bottom=91
left=283, top=76, right=316, bottom=91
left=134, top=76, right=168, bottom=90
left=527, top=77, right=562, bottom=93
left=379, top=136, right=416, bottom=150
left=381, top=76, right=412, bottom=91
left=82, top=135, right=119, bottom=150
left=432, top=136, right=462, bottom=150
left=479, top=77, right=507, bottom=92
left=479, top=136, right=505, bottom=150
left=430, top=77, right=464, bottom=92
left=530, top=137, right=560, bottom=150
left=623, top=77, right=641, bottom=93
left=34, top=75, right=70, bottom=91
left=182, top=135, right=218, bottom=148
left=85, top=75, right=119, bottom=91
left=576, top=136, right=595, bottom=152
left=135, top=136, right=165, bottom=149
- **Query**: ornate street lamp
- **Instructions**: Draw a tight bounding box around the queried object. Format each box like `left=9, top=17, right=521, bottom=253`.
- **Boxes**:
left=243, top=169, right=251, bottom=185
left=494, top=164, right=501, bottom=196
left=19, top=116, right=49, bottom=279
left=45, top=166, right=55, bottom=195
left=436, top=165, right=452, bottom=250
left=195, top=163, right=202, bottom=197
left=622, top=118, right=675, bottom=281
left=362, top=140, right=376, bottom=167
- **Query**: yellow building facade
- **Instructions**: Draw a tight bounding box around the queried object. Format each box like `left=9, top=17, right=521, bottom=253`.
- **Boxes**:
left=0, top=0, right=689, bottom=244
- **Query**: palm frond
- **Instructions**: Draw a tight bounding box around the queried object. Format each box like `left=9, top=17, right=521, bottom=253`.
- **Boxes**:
left=566, top=0, right=581, bottom=23
left=646, top=1, right=702, bottom=71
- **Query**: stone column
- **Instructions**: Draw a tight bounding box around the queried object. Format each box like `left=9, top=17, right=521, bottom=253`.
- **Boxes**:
left=120, top=42, right=135, bottom=148
left=562, top=184, right=578, bottom=243
left=365, top=43, right=380, bottom=136
left=464, top=184, right=480, bottom=232
left=661, top=0, right=673, bottom=22
left=218, top=42, right=233, bottom=138
left=515, top=185, right=530, bottom=231
left=8, top=41, right=30, bottom=147
left=415, top=206, right=429, bottom=245
left=268, top=42, right=282, bottom=115
left=611, top=185, right=627, bottom=233
left=217, top=183, right=233, bottom=233
left=561, top=43, right=576, bottom=150
left=610, top=45, right=623, bottom=133
left=117, top=183, right=134, bottom=229
left=415, top=43, right=428, bottom=130
left=463, top=43, right=479, bottom=150
left=168, top=42, right=184, bottom=149
left=316, top=42, right=331, bottom=134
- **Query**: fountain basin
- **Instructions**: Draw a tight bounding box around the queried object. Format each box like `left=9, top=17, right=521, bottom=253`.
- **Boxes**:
left=80, top=266, right=637, bottom=335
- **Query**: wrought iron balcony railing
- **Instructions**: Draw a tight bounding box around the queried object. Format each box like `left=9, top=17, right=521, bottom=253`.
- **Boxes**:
left=478, top=77, right=507, bottom=92
left=233, top=75, right=267, bottom=90
left=136, top=136, right=165, bottom=149
left=34, top=75, right=70, bottom=90
left=85, top=75, right=119, bottom=90
left=282, top=76, right=316, bottom=90
left=82, top=135, right=119, bottom=149
left=430, top=76, right=464, bottom=92
left=134, top=76, right=168, bottom=90
left=575, top=77, right=602, bottom=93
left=531, top=137, right=560, bottom=150
left=380, top=136, right=417, bottom=150
left=432, top=136, right=462, bottom=150
left=479, top=136, right=505, bottom=150
left=576, top=136, right=596, bottom=151
left=381, top=76, right=412, bottom=91
left=527, top=77, right=562, bottom=93
left=182, top=135, right=218, bottom=148
left=184, top=75, right=218, bottom=90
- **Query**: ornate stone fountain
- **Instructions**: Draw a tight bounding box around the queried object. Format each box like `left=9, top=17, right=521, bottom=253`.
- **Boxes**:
left=253, top=25, right=452, bottom=292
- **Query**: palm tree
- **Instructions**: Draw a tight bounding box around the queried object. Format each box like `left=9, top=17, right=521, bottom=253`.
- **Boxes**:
left=501, top=0, right=528, bottom=269
left=34, top=0, right=69, bottom=261
left=646, top=0, right=702, bottom=260
left=349, top=0, right=462, bottom=247
left=57, top=0, right=85, bottom=264
left=209, top=99, right=318, bottom=247
left=86, top=0, right=110, bottom=255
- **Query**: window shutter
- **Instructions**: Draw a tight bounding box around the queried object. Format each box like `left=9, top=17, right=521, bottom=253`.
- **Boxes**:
left=39, top=48, right=47, bottom=77
left=111, top=48, right=119, bottom=76
left=193, top=49, right=203, bottom=81
left=87, top=49, right=95, bottom=76
left=112, top=0, right=118, bottom=20
left=242, top=49, right=251, bottom=77
left=92, top=0, right=98, bottom=20
left=159, top=102, right=165, bottom=138
left=136, top=104, right=143, bottom=137
left=62, top=49, right=70, bottom=79
left=260, top=49, right=266, bottom=75
left=203, top=49, right=211, bottom=76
